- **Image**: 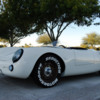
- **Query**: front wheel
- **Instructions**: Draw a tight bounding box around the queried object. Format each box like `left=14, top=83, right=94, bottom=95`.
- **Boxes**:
left=33, top=55, right=61, bottom=87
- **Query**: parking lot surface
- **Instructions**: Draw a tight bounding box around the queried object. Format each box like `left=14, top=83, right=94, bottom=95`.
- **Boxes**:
left=0, top=73, right=100, bottom=100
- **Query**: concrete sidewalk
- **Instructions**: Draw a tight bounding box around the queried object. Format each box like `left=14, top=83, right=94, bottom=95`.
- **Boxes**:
left=0, top=73, right=100, bottom=100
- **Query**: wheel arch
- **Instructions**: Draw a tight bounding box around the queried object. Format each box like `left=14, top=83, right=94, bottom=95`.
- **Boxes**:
left=31, top=52, right=65, bottom=75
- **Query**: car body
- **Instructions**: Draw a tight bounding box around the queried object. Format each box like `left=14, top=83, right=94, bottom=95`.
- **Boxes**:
left=0, top=46, right=100, bottom=87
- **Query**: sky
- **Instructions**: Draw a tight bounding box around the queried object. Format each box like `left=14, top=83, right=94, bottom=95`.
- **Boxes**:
left=15, top=18, right=100, bottom=47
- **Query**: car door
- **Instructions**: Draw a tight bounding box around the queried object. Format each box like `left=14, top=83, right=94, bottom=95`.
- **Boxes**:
left=93, top=50, right=100, bottom=69
left=74, top=49, right=95, bottom=74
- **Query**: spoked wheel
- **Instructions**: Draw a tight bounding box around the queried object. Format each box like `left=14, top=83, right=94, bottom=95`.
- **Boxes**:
left=33, top=54, right=61, bottom=87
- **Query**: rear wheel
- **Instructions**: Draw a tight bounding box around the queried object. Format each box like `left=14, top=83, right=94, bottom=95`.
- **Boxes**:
left=33, top=54, right=61, bottom=87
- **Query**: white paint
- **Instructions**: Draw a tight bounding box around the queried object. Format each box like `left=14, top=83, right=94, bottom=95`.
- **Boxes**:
left=0, top=47, right=100, bottom=79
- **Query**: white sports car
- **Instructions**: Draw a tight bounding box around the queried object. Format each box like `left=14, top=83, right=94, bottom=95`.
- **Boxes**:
left=0, top=46, right=100, bottom=87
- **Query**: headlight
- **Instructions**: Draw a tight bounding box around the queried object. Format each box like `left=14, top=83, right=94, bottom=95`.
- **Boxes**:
left=12, top=49, right=24, bottom=63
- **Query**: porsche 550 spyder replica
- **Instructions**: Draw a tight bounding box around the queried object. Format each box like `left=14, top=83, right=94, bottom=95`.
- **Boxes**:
left=0, top=46, right=100, bottom=87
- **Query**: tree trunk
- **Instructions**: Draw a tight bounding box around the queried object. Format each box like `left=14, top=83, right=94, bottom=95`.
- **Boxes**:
left=10, top=43, right=13, bottom=47
left=9, top=33, right=13, bottom=47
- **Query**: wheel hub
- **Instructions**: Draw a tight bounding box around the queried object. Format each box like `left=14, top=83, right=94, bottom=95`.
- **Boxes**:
left=44, top=66, right=52, bottom=77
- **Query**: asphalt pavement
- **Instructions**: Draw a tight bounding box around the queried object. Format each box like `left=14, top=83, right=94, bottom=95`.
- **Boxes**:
left=0, top=73, right=100, bottom=100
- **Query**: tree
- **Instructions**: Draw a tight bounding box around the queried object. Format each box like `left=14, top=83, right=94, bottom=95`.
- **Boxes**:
left=0, top=12, right=25, bottom=47
left=0, top=0, right=37, bottom=47
left=35, top=0, right=99, bottom=46
left=81, top=33, right=100, bottom=48
left=0, top=0, right=99, bottom=46
left=37, top=34, right=52, bottom=45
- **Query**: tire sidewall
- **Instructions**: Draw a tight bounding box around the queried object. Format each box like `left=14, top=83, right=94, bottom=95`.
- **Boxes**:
left=37, top=55, right=61, bottom=87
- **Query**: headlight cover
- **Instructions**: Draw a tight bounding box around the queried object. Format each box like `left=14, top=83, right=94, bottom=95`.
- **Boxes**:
left=12, top=49, right=24, bottom=63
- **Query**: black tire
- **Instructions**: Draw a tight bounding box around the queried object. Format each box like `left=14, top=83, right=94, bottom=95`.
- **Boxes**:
left=98, top=71, right=100, bottom=75
left=33, top=54, right=61, bottom=87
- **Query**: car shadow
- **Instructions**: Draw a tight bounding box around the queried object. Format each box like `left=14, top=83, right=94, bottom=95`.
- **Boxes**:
left=58, top=72, right=100, bottom=86
left=0, top=72, right=100, bottom=89
left=60, top=72, right=99, bottom=81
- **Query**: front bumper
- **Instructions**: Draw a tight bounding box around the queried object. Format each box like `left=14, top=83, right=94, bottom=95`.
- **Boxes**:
left=0, top=60, right=33, bottom=79
left=0, top=61, right=11, bottom=74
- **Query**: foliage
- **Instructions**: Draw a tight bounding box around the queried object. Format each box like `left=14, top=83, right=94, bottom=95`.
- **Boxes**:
left=0, top=44, right=7, bottom=48
left=22, top=43, right=32, bottom=48
left=0, top=38, right=8, bottom=47
left=0, top=0, right=37, bottom=47
left=0, top=0, right=100, bottom=46
left=35, top=0, right=100, bottom=46
left=81, top=33, right=100, bottom=49
left=21, top=43, right=32, bottom=48
left=37, top=34, right=52, bottom=45
left=0, top=38, right=8, bottom=43
left=80, top=44, right=89, bottom=49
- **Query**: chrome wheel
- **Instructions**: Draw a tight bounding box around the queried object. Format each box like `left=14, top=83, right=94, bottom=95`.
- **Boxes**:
left=44, top=66, right=52, bottom=77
